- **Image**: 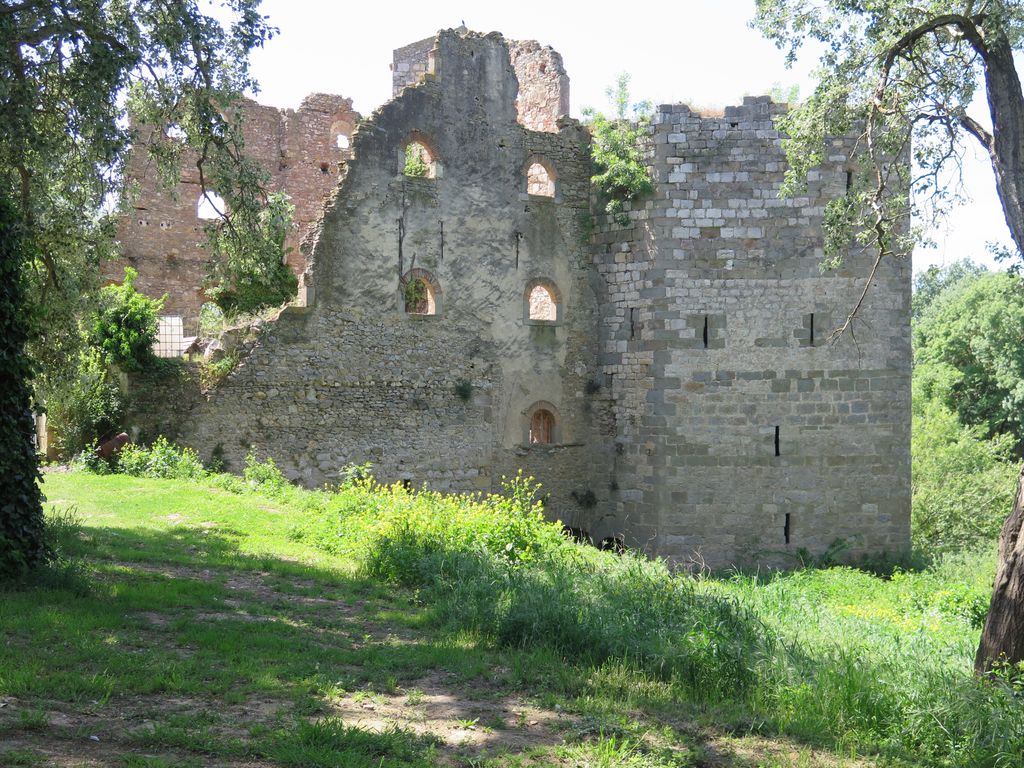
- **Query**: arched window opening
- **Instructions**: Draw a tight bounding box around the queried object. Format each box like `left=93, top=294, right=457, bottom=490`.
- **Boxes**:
left=524, top=279, right=561, bottom=324
left=402, top=269, right=440, bottom=316
left=197, top=191, right=225, bottom=220
left=530, top=408, right=555, bottom=445
left=529, top=284, right=556, bottom=321
left=330, top=118, right=353, bottom=151
left=527, top=162, right=555, bottom=197
left=403, top=140, right=436, bottom=178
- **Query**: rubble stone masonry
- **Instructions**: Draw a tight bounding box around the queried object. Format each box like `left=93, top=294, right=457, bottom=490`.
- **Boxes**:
left=122, top=29, right=911, bottom=568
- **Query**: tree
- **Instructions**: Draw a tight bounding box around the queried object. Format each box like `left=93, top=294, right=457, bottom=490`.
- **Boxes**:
left=915, top=270, right=1024, bottom=451
left=752, top=1, right=1024, bottom=673
left=0, top=0, right=277, bottom=578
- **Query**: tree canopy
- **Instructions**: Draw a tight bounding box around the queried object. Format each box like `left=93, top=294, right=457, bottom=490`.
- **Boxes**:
left=754, top=0, right=1024, bottom=673
left=0, top=0, right=277, bottom=577
left=755, top=0, right=1024, bottom=330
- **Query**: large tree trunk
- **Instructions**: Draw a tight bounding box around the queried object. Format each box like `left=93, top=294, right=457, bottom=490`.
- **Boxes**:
left=970, top=21, right=1024, bottom=676
left=975, top=465, right=1024, bottom=674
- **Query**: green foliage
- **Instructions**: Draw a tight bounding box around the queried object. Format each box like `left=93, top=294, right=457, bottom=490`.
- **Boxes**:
left=0, top=193, right=47, bottom=579
left=199, top=351, right=239, bottom=390
left=45, top=347, right=122, bottom=457
left=295, top=471, right=766, bottom=702
left=912, top=400, right=1018, bottom=554
left=88, top=267, right=163, bottom=371
left=204, top=192, right=298, bottom=316
left=912, top=259, right=989, bottom=321
left=584, top=74, right=654, bottom=225
left=403, top=143, right=429, bottom=177
left=243, top=449, right=290, bottom=494
left=115, top=437, right=206, bottom=481
left=402, top=277, right=427, bottom=313
left=914, top=270, right=1024, bottom=450
left=753, top=1, right=1024, bottom=266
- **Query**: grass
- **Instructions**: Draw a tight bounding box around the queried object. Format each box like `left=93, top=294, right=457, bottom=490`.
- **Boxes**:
left=0, top=466, right=1014, bottom=767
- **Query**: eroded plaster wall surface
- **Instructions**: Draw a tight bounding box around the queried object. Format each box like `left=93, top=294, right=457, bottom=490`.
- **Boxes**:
left=129, top=29, right=911, bottom=568
left=170, top=30, right=610, bottom=525
left=109, top=94, right=359, bottom=328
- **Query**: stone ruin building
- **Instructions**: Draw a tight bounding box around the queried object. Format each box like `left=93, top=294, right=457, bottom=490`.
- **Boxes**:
left=116, top=28, right=912, bottom=568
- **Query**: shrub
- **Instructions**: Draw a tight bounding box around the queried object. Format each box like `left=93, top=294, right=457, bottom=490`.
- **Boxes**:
left=243, top=449, right=290, bottom=494
left=88, top=266, right=163, bottom=371
left=204, top=192, right=298, bottom=316
left=114, top=437, right=205, bottom=480
left=45, top=347, right=122, bottom=457
left=912, top=400, right=1018, bottom=554
left=584, top=74, right=654, bottom=225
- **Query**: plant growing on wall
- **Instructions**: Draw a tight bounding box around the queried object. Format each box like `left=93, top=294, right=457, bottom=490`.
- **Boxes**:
left=583, top=74, right=654, bottom=226
left=403, top=143, right=430, bottom=178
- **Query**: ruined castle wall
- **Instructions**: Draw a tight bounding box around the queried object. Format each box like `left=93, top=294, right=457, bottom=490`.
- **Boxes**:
left=170, top=31, right=609, bottom=526
left=507, top=40, right=570, bottom=133
left=109, top=95, right=359, bottom=328
left=392, top=36, right=436, bottom=96
left=594, top=98, right=911, bottom=566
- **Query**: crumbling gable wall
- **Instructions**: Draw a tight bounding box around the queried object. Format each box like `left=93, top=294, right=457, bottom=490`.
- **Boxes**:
left=591, top=98, right=911, bottom=565
left=172, top=30, right=610, bottom=527
left=108, top=94, right=359, bottom=328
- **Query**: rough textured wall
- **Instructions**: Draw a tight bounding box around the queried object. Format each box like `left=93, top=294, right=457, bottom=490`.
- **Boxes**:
left=592, top=98, right=911, bottom=566
left=508, top=40, right=570, bottom=133
left=109, top=94, right=359, bottom=328
left=167, top=30, right=610, bottom=528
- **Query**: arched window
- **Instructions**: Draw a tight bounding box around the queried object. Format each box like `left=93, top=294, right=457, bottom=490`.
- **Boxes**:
left=523, top=279, right=561, bottom=324
left=402, top=268, right=441, bottom=316
left=197, top=191, right=225, bottom=220
left=401, top=132, right=440, bottom=178
left=330, top=118, right=354, bottom=150
left=530, top=408, right=555, bottom=444
left=526, top=161, right=555, bottom=197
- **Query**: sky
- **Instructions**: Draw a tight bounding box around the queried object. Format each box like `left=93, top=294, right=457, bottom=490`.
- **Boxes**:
left=241, top=0, right=1014, bottom=275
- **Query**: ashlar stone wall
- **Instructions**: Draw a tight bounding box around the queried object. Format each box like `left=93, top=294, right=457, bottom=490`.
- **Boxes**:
left=592, top=98, right=911, bottom=566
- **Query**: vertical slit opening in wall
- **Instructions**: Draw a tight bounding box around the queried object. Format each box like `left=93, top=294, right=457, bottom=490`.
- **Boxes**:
left=784, top=512, right=791, bottom=544
left=809, top=313, right=815, bottom=346
left=702, top=315, right=709, bottom=349
left=629, top=307, right=637, bottom=340
left=845, top=170, right=853, bottom=192
left=774, top=425, right=780, bottom=457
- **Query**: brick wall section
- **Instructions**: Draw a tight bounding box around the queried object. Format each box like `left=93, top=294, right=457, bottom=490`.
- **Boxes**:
left=591, top=98, right=911, bottom=566
left=109, top=94, right=360, bottom=328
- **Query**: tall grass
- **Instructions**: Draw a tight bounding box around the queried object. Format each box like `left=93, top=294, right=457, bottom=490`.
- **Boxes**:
left=291, top=473, right=1023, bottom=767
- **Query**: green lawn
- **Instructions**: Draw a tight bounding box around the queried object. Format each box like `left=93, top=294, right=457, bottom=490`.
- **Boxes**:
left=0, top=471, right=1009, bottom=767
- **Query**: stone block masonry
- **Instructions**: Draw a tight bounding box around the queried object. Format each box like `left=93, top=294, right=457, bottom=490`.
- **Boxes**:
left=123, top=29, right=911, bottom=569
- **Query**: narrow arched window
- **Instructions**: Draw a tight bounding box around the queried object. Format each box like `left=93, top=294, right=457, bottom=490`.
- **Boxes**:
left=530, top=409, right=554, bottom=444
left=529, top=285, right=556, bottom=321
left=404, top=142, right=435, bottom=177
left=402, top=269, right=441, bottom=316
left=524, top=279, right=561, bottom=324
left=526, top=162, right=555, bottom=197
left=331, top=119, right=353, bottom=150
left=197, top=191, right=225, bottom=220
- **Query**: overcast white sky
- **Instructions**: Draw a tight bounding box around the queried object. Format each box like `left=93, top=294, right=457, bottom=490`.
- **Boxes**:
left=242, top=0, right=1014, bottom=275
